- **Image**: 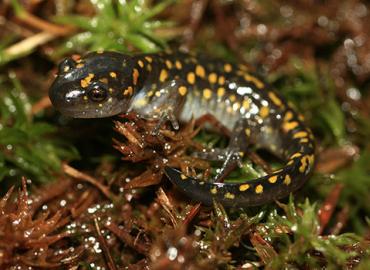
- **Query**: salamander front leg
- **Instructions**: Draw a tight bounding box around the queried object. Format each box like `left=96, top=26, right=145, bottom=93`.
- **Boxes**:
left=151, top=107, right=179, bottom=135
left=129, top=79, right=187, bottom=134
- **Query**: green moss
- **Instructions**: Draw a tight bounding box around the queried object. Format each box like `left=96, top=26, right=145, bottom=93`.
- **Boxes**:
left=53, top=0, right=176, bottom=56
left=0, top=74, right=78, bottom=184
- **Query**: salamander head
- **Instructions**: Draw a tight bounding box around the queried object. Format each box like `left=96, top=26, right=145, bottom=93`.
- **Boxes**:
left=49, top=51, right=135, bottom=118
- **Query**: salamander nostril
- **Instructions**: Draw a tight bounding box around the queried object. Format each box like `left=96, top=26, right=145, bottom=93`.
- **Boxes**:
left=58, top=58, right=76, bottom=73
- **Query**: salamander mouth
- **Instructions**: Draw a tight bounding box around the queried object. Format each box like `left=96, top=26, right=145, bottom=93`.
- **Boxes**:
left=49, top=87, right=121, bottom=119
left=52, top=108, right=92, bottom=118
left=49, top=102, right=121, bottom=118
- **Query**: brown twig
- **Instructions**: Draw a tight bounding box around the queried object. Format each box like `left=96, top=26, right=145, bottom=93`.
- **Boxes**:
left=105, top=222, right=149, bottom=256
left=329, top=204, right=349, bottom=235
left=248, top=151, right=273, bottom=174
left=183, top=203, right=201, bottom=227
left=14, top=8, right=74, bottom=36
left=62, top=163, right=116, bottom=201
left=4, top=31, right=56, bottom=58
left=317, top=183, right=343, bottom=235
left=156, top=187, right=179, bottom=227
left=70, top=189, right=98, bottom=218
left=250, top=231, right=278, bottom=265
left=94, top=218, right=118, bottom=270
left=181, top=0, right=208, bottom=51
left=211, top=0, right=241, bottom=56
left=31, top=96, right=52, bottom=115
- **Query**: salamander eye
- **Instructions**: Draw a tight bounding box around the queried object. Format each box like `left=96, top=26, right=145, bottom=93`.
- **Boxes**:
left=88, top=84, right=108, bottom=102
left=58, top=58, right=76, bottom=73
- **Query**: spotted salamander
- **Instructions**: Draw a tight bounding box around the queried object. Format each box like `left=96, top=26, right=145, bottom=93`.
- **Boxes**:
left=49, top=51, right=315, bottom=207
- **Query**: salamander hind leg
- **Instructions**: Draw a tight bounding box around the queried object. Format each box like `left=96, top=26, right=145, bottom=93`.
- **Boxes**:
left=192, top=118, right=253, bottom=182
left=164, top=118, right=272, bottom=207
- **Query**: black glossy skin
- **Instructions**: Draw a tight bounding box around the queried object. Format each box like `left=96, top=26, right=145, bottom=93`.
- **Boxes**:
left=50, top=51, right=315, bottom=207
left=50, top=52, right=136, bottom=118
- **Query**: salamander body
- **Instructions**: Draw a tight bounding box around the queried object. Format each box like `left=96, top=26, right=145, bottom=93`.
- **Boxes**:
left=49, top=51, right=315, bottom=207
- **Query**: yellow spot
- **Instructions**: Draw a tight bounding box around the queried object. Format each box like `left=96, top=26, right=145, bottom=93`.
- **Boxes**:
left=98, top=103, right=103, bottom=107
left=63, top=66, right=70, bottom=72
left=300, top=138, right=309, bottom=143
left=195, top=65, right=205, bottom=78
left=239, top=184, right=250, bottom=191
left=80, top=73, right=95, bottom=88
left=224, top=192, right=235, bottom=199
left=147, top=90, right=154, bottom=97
left=83, top=95, right=88, bottom=101
left=187, top=72, right=195, bottom=84
left=298, top=113, right=305, bottom=121
left=217, top=87, right=225, bottom=98
left=244, top=74, right=264, bottom=89
left=155, top=91, right=161, bottom=97
left=203, top=89, right=212, bottom=100
left=210, top=187, right=218, bottom=194
left=224, top=63, right=232, bottom=72
left=133, top=68, right=139, bottom=85
left=147, top=64, right=152, bottom=72
left=123, top=86, right=133, bottom=96
left=283, top=121, right=299, bottom=132
left=175, top=60, right=182, bottom=69
left=109, top=88, right=113, bottom=93
left=76, top=63, right=84, bottom=69
left=238, top=64, right=249, bottom=71
left=208, top=73, right=217, bottom=84
left=259, top=106, right=269, bottom=118
left=268, top=92, right=282, bottom=106
left=218, top=76, right=225, bottom=85
left=293, top=131, right=308, bottom=139
left=135, top=98, right=147, bottom=107
left=180, top=174, right=187, bottom=180
left=284, top=111, right=294, bottom=122
left=229, top=95, right=236, bottom=102
left=299, top=156, right=310, bottom=173
left=242, top=99, right=250, bottom=110
left=290, top=152, right=302, bottom=159
left=165, top=60, right=172, bottom=69
left=138, top=60, right=144, bottom=68
left=283, top=175, right=291, bottom=185
left=97, top=49, right=104, bottom=54
left=145, top=56, right=152, bottom=63
left=99, top=78, right=108, bottom=84
left=255, top=184, right=263, bottom=194
left=159, top=69, right=168, bottom=82
left=178, top=86, right=187, bottom=96
left=245, top=128, right=251, bottom=137
left=109, top=72, right=117, bottom=78
left=268, top=175, right=278, bottom=184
